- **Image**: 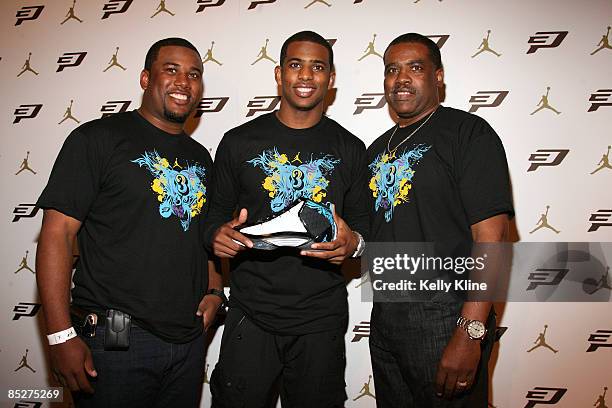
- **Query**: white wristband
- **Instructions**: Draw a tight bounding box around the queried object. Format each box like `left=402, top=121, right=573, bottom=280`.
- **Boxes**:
left=47, top=327, right=77, bottom=345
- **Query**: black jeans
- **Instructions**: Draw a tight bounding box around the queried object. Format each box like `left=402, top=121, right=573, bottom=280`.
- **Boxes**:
left=370, top=302, right=495, bottom=408
left=211, top=307, right=347, bottom=408
left=73, top=324, right=205, bottom=408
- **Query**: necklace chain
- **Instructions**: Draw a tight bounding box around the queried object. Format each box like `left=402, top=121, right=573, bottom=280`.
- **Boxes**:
left=386, top=109, right=437, bottom=156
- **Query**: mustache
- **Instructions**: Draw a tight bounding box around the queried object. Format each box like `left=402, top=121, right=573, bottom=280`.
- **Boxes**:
left=392, top=86, right=417, bottom=94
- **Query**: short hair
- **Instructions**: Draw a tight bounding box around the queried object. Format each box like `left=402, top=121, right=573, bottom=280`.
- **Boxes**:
left=279, top=31, right=334, bottom=70
left=384, top=33, right=443, bottom=70
left=144, top=37, right=201, bottom=70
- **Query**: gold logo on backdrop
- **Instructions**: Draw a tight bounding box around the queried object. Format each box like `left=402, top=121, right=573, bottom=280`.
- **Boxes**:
left=584, top=267, right=612, bottom=295
left=530, top=87, right=561, bottom=115
left=58, top=100, right=80, bottom=124
left=305, top=0, right=331, bottom=8
left=15, top=250, right=35, bottom=274
left=529, top=205, right=560, bottom=234
left=202, top=41, right=223, bottom=65
left=17, top=52, right=39, bottom=77
left=15, top=152, right=36, bottom=176
left=591, top=26, right=611, bottom=55
left=594, top=387, right=608, bottom=408
left=104, top=47, right=127, bottom=72
left=61, top=0, right=83, bottom=24
left=151, top=0, right=175, bottom=18
left=591, top=145, right=612, bottom=175
left=471, top=30, right=502, bottom=58
left=353, top=375, right=376, bottom=401
left=527, top=325, right=558, bottom=353
left=14, top=349, right=36, bottom=373
left=358, top=34, right=382, bottom=61
left=251, top=39, right=277, bottom=65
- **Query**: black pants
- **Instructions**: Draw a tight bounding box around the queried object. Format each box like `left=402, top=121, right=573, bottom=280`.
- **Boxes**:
left=74, top=325, right=204, bottom=408
left=370, top=302, right=495, bottom=408
left=211, top=307, right=347, bottom=408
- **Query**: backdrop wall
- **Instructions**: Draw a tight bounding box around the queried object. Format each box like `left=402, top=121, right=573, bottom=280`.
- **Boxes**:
left=1, top=0, right=610, bottom=407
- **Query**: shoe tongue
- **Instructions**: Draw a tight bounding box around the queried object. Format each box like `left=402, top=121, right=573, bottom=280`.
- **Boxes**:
left=299, top=202, right=333, bottom=240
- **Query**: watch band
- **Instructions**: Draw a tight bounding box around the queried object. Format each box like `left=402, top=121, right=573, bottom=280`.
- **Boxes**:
left=207, top=288, right=228, bottom=308
left=47, top=327, right=77, bottom=345
left=456, top=316, right=487, bottom=340
left=351, top=231, right=365, bottom=258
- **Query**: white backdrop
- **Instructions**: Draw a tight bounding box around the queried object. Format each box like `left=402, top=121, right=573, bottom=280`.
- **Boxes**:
left=1, top=0, right=611, bottom=407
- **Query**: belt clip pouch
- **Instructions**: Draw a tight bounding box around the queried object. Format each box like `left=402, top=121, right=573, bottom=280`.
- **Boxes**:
left=104, top=309, right=131, bottom=350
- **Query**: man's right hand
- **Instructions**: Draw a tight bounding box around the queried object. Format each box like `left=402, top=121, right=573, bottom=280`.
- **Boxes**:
left=212, top=208, right=253, bottom=258
left=50, top=337, right=96, bottom=393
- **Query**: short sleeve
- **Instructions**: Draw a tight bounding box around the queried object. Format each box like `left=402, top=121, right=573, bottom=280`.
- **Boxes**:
left=457, top=119, right=514, bottom=225
left=37, top=129, right=106, bottom=221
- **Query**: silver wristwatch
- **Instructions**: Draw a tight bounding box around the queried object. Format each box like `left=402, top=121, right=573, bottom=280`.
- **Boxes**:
left=351, top=232, right=365, bottom=258
left=456, top=316, right=487, bottom=341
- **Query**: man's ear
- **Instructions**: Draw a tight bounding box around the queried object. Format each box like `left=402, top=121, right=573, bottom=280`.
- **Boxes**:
left=274, top=65, right=283, bottom=87
left=328, top=70, right=336, bottom=90
left=140, top=69, right=149, bottom=91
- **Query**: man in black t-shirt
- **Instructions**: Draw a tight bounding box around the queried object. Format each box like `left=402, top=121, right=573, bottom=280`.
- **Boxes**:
left=205, top=31, right=369, bottom=407
left=36, top=38, right=221, bottom=408
left=366, top=34, right=514, bottom=407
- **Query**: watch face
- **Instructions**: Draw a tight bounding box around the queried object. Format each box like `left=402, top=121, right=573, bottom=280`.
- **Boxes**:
left=467, top=321, right=486, bottom=339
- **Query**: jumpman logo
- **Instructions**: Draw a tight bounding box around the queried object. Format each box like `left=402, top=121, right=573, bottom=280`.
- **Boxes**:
left=591, top=145, right=612, bottom=174
left=203, top=363, right=210, bottom=384
left=151, top=0, right=175, bottom=18
left=530, top=86, right=561, bottom=115
left=58, top=100, right=80, bottom=124
left=304, top=0, right=332, bottom=8
left=202, top=41, right=223, bottom=66
left=173, top=158, right=183, bottom=169
left=251, top=39, right=277, bottom=65
left=358, top=34, right=383, bottom=61
left=584, top=267, right=612, bottom=295
left=591, top=26, right=611, bottom=55
left=61, top=0, right=83, bottom=24
left=292, top=152, right=302, bottom=164
left=594, top=386, right=608, bottom=408
left=353, top=375, right=376, bottom=401
left=471, top=30, right=502, bottom=58
left=104, top=47, right=127, bottom=72
left=529, top=205, right=560, bottom=234
left=15, top=250, right=35, bottom=274
left=17, top=53, right=39, bottom=77
left=527, top=325, right=558, bottom=353
left=14, top=349, right=36, bottom=373
left=15, top=152, right=37, bottom=176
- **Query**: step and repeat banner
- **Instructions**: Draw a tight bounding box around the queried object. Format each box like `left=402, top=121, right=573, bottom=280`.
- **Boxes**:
left=1, top=0, right=611, bottom=407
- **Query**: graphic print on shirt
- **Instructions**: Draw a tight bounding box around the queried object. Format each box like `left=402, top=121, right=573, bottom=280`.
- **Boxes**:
left=369, top=145, right=431, bottom=222
left=248, top=148, right=340, bottom=211
left=132, top=150, right=207, bottom=231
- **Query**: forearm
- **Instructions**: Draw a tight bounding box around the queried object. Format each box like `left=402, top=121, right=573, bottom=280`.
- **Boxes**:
left=36, top=227, right=75, bottom=333
left=36, top=210, right=81, bottom=334
left=461, top=213, right=509, bottom=322
left=207, top=258, right=223, bottom=290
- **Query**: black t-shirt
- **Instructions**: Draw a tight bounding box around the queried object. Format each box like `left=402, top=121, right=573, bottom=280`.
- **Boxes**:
left=205, top=112, right=369, bottom=335
left=367, top=106, right=514, bottom=245
left=37, top=111, right=213, bottom=343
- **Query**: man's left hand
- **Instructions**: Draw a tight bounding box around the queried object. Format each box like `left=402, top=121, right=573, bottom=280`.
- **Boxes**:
left=300, top=206, right=358, bottom=265
left=434, top=329, right=481, bottom=400
left=196, top=294, right=223, bottom=331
